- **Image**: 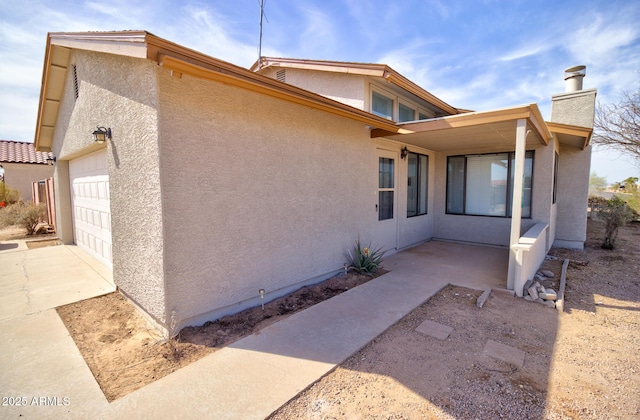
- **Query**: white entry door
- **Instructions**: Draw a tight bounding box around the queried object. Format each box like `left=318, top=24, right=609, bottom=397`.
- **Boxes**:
left=373, top=149, right=398, bottom=252
left=69, top=149, right=112, bottom=269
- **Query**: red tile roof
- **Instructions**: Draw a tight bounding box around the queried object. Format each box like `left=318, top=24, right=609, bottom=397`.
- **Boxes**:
left=0, top=140, right=53, bottom=164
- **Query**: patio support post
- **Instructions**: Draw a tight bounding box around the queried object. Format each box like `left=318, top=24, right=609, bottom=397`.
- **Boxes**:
left=507, top=119, right=527, bottom=291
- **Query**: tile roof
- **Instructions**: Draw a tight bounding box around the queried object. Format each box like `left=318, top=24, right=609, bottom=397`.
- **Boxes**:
left=0, top=140, right=53, bottom=164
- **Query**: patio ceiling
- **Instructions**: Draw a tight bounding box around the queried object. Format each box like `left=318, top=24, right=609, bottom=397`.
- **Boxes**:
left=371, top=104, right=552, bottom=152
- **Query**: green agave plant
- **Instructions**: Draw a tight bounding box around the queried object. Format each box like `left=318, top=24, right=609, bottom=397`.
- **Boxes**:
left=346, top=239, right=386, bottom=276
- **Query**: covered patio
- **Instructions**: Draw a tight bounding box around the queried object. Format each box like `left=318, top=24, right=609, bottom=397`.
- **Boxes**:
left=372, top=104, right=591, bottom=295
left=384, top=240, right=509, bottom=291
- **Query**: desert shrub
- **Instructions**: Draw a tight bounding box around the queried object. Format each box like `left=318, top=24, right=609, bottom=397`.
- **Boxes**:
left=347, top=239, right=385, bottom=276
left=0, top=203, right=23, bottom=228
left=0, top=182, right=21, bottom=205
left=1, top=202, right=48, bottom=234
left=597, top=196, right=635, bottom=249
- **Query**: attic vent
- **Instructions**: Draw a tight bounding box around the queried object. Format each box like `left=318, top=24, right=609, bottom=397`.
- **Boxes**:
left=276, top=69, right=286, bottom=83
left=73, top=65, right=79, bottom=99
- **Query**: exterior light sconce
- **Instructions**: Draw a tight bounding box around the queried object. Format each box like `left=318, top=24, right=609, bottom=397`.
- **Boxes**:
left=92, top=127, right=112, bottom=144
left=46, top=156, right=57, bottom=165
left=400, top=146, right=408, bottom=160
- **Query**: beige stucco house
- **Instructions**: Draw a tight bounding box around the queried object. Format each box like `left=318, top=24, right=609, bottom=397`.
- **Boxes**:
left=0, top=140, right=54, bottom=202
left=34, top=31, right=595, bottom=331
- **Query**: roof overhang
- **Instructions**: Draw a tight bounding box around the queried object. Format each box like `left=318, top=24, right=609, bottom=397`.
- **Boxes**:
left=546, top=122, right=592, bottom=149
left=34, top=31, right=401, bottom=151
left=371, top=104, right=551, bottom=152
left=253, top=57, right=460, bottom=116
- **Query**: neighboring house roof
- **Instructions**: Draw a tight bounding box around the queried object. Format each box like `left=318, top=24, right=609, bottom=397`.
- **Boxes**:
left=251, top=57, right=461, bottom=116
left=0, top=140, right=52, bottom=164
left=34, top=30, right=402, bottom=152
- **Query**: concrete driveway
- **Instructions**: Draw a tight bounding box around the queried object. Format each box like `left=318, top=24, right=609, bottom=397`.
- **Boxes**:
left=0, top=241, right=114, bottom=321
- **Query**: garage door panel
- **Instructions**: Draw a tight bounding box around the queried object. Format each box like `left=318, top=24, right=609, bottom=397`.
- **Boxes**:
left=69, top=149, right=112, bottom=269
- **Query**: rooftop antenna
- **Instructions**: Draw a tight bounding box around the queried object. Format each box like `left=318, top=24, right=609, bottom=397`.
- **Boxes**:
left=257, top=0, right=268, bottom=70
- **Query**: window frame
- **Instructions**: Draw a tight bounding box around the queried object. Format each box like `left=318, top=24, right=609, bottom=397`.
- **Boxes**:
left=407, top=151, right=428, bottom=217
left=552, top=152, right=559, bottom=204
left=370, top=83, right=434, bottom=123
left=446, top=151, right=534, bottom=218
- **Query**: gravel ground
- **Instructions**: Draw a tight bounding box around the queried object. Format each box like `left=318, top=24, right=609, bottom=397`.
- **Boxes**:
left=269, top=220, right=640, bottom=419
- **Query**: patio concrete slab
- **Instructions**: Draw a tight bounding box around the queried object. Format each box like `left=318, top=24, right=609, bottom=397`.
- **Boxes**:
left=416, top=319, right=454, bottom=340
left=0, top=244, right=114, bottom=321
left=484, top=339, right=526, bottom=367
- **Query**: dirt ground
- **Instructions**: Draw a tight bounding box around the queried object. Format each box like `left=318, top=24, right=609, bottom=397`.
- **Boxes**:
left=270, top=220, right=640, bottom=419
left=2, top=220, right=638, bottom=418
left=56, top=269, right=386, bottom=401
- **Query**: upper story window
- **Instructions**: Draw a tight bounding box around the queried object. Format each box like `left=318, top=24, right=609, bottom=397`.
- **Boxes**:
left=372, top=91, right=394, bottom=119
left=370, top=85, right=432, bottom=123
left=399, top=103, right=416, bottom=122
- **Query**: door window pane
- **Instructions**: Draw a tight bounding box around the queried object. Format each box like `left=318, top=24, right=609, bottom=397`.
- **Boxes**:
left=379, top=191, right=394, bottom=221
left=379, top=158, right=394, bottom=188
left=372, top=91, right=393, bottom=120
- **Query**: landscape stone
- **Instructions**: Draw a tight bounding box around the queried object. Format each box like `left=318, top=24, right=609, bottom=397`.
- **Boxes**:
left=541, top=270, right=555, bottom=278
left=536, top=298, right=545, bottom=304
left=544, top=289, right=557, bottom=300
left=523, top=279, right=534, bottom=293
left=535, top=274, right=547, bottom=282
left=528, top=286, right=539, bottom=300
left=524, top=295, right=533, bottom=301
left=476, top=288, right=492, bottom=308
left=539, top=292, right=548, bottom=299
left=416, top=319, right=454, bottom=340
left=484, top=340, right=525, bottom=367
left=544, top=300, right=556, bottom=308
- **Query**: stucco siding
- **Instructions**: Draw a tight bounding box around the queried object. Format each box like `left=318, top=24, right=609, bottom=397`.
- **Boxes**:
left=554, top=144, right=591, bottom=249
left=261, top=67, right=366, bottom=110
left=157, top=70, right=414, bottom=326
left=0, top=163, right=53, bottom=201
left=52, top=50, right=167, bottom=322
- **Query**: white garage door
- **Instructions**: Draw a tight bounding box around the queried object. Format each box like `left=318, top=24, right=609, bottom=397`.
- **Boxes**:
left=69, top=149, right=112, bottom=269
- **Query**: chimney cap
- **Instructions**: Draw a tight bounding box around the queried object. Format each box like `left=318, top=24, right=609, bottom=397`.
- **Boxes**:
left=564, top=65, right=586, bottom=80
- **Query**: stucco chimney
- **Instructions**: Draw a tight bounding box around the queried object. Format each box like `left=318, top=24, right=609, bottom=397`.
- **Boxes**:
left=564, top=65, right=586, bottom=92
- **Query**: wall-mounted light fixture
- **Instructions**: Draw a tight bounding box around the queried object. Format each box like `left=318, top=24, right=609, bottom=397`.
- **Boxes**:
left=400, top=146, right=408, bottom=160
left=92, top=127, right=112, bottom=144
left=46, top=156, right=57, bottom=165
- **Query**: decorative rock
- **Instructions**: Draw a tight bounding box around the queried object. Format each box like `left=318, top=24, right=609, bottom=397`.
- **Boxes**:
left=535, top=273, right=547, bottom=282
left=537, top=283, right=545, bottom=293
left=536, top=298, right=545, bottom=304
left=541, top=270, right=555, bottom=278
left=544, top=300, right=556, bottom=308
left=528, top=286, right=539, bottom=300
left=545, top=255, right=559, bottom=260
left=523, top=279, right=534, bottom=293
left=544, top=289, right=557, bottom=300
left=524, top=295, right=534, bottom=301
left=476, top=288, right=492, bottom=308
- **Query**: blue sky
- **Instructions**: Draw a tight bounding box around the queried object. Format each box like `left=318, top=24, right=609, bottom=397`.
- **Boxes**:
left=1, top=0, right=638, bottom=183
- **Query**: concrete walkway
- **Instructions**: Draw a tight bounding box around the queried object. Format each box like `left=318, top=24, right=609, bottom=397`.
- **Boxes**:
left=0, top=240, right=507, bottom=419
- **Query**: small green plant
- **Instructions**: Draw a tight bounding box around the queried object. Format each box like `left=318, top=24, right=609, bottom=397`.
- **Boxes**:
left=346, top=239, right=385, bottom=276
left=597, top=196, right=635, bottom=250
